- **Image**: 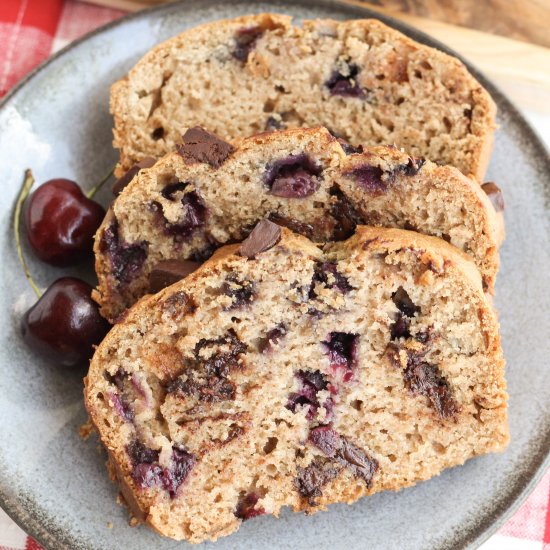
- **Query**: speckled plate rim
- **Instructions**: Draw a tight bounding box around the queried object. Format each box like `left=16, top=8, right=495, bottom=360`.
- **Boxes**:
left=0, top=1, right=549, bottom=549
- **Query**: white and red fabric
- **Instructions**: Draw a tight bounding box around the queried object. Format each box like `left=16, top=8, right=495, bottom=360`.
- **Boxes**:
left=0, top=1, right=548, bottom=548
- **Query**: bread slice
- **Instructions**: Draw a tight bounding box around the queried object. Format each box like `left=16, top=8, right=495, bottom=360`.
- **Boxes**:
left=110, top=13, right=496, bottom=181
left=93, top=127, right=503, bottom=321
left=84, top=224, right=508, bottom=543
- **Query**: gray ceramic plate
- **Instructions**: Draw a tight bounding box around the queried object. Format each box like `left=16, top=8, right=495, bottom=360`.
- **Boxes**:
left=0, top=1, right=549, bottom=549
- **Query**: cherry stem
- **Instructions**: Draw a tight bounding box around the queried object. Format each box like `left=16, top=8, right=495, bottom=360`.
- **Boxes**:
left=86, top=165, right=115, bottom=199
left=14, top=170, right=42, bottom=299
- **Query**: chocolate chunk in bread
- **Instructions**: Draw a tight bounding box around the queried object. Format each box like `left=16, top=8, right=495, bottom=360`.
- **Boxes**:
left=149, top=260, right=201, bottom=293
left=110, top=14, right=496, bottom=181
left=176, top=127, right=235, bottom=168
left=85, top=226, right=508, bottom=543
left=93, top=128, right=503, bottom=321
left=239, top=219, right=281, bottom=258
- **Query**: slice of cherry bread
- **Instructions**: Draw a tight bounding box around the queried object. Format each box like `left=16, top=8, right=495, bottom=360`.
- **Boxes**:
left=93, top=127, right=503, bottom=321
left=110, top=13, right=496, bottom=180
left=85, top=223, right=508, bottom=543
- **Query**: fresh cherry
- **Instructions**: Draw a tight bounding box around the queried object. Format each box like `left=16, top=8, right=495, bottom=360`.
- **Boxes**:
left=21, top=277, right=110, bottom=368
left=24, top=178, right=105, bottom=266
left=14, top=170, right=111, bottom=368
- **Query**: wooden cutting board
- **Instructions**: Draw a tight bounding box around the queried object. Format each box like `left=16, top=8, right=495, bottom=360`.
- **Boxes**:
left=89, top=0, right=550, bottom=117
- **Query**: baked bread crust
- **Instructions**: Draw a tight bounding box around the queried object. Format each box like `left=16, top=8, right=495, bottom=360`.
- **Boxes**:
left=85, top=225, right=508, bottom=543
left=93, top=127, right=502, bottom=321
left=110, top=13, right=496, bottom=180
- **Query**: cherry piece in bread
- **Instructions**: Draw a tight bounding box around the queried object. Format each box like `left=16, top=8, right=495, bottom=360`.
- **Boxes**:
left=21, top=277, right=110, bottom=368
left=24, top=178, right=105, bottom=266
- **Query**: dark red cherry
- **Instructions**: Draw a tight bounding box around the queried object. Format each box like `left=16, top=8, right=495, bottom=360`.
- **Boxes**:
left=24, top=179, right=105, bottom=266
left=21, top=277, right=110, bottom=368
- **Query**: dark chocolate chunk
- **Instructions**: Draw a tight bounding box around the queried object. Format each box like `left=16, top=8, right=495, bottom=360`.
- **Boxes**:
left=338, top=138, right=364, bottom=155
left=222, top=275, right=256, bottom=309
left=482, top=182, right=505, bottom=212
left=295, top=459, right=342, bottom=503
left=404, top=360, right=460, bottom=419
left=259, top=324, right=287, bottom=353
left=149, top=259, right=201, bottom=293
left=112, top=157, right=156, bottom=196
left=308, top=426, right=378, bottom=485
left=329, top=186, right=363, bottom=241
left=167, top=330, right=246, bottom=402
left=392, top=287, right=420, bottom=317
left=388, top=340, right=460, bottom=419
left=232, top=26, right=264, bottom=62
left=268, top=212, right=314, bottom=239
left=167, top=373, right=236, bottom=403
left=263, top=154, right=322, bottom=198
left=239, top=219, right=281, bottom=258
left=400, top=156, right=426, bottom=176
left=162, top=290, right=196, bottom=317
left=176, top=127, right=235, bottom=168
left=390, top=313, right=411, bottom=340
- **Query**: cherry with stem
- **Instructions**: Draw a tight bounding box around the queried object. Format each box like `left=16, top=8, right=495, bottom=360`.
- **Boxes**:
left=24, top=166, right=114, bottom=266
left=15, top=170, right=111, bottom=368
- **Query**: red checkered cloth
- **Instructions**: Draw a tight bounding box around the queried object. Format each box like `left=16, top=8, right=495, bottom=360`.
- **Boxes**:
left=0, top=1, right=549, bottom=548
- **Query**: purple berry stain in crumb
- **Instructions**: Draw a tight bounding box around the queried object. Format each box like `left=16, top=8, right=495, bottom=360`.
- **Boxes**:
left=263, top=154, right=322, bottom=198
left=308, top=426, right=378, bottom=486
left=286, top=370, right=333, bottom=421
left=100, top=221, right=148, bottom=285
left=235, top=492, right=266, bottom=520
left=322, top=332, right=359, bottom=382
left=222, top=274, right=256, bottom=309
left=150, top=189, right=207, bottom=242
left=347, top=165, right=387, bottom=195
left=309, top=262, right=353, bottom=299
left=107, top=391, right=134, bottom=422
left=325, top=62, right=365, bottom=98
left=232, top=26, right=264, bottom=62
left=127, top=441, right=195, bottom=497
left=105, top=369, right=134, bottom=421
left=127, top=439, right=159, bottom=465
left=260, top=324, right=287, bottom=353
left=163, top=447, right=196, bottom=497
